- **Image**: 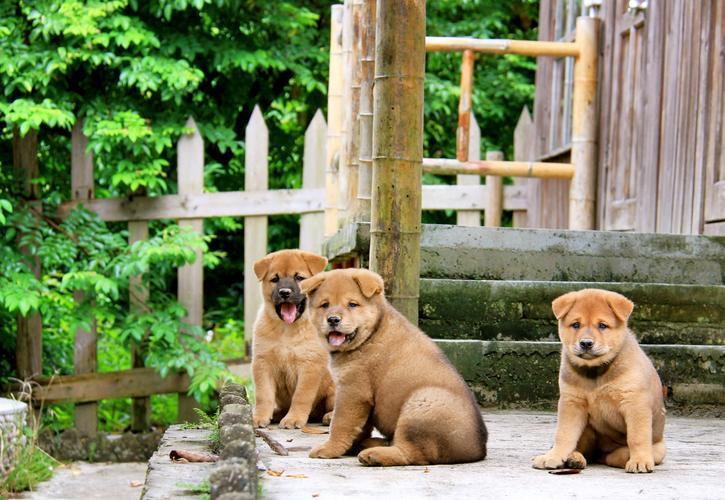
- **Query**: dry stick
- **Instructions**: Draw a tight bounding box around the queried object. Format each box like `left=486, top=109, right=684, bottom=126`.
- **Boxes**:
left=255, top=429, right=289, bottom=456
left=169, top=449, right=219, bottom=462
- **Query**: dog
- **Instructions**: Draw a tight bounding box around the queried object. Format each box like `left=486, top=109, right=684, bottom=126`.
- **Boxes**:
left=300, top=268, right=487, bottom=466
left=533, top=288, right=666, bottom=473
left=251, top=249, right=335, bottom=429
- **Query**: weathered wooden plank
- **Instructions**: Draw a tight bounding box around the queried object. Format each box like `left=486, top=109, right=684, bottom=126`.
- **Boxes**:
left=58, top=188, right=325, bottom=221
left=129, top=220, right=150, bottom=431
left=71, top=119, right=98, bottom=436
left=484, top=151, right=504, bottom=227
left=457, top=114, right=482, bottom=226
left=513, top=107, right=535, bottom=228
left=28, top=368, right=190, bottom=404
left=244, top=106, right=269, bottom=355
left=176, top=116, right=204, bottom=423
left=299, top=110, right=327, bottom=254
left=423, top=185, right=526, bottom=211
left=325, top=4, right=344, bottom=236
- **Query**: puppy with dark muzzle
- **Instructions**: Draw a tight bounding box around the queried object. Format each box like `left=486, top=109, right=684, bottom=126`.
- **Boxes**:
left=251, top=250, right=335, bottom=429
left=533, top=288, right=666, bottom=473
left=301, top=268, right=487, bottom=466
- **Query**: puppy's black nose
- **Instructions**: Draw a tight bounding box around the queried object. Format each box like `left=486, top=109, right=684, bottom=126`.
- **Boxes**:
left=579, top=339, right=594, bottom=350
left=327, top=315, right=341, bottom=327
left=279, top=288, right=292, bottom=299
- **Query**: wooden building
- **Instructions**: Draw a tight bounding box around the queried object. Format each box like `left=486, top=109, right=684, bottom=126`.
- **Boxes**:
left=521, top=0, right=724, bottom=235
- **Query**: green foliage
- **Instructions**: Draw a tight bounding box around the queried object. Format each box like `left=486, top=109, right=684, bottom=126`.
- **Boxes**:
left=0, top=444, right=59, bottom=494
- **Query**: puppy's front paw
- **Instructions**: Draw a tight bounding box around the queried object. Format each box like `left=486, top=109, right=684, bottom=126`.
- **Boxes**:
left=279, top=413, right=308, bottom=429
left=253, top=413, right=271, bottom=428
left=625, top=455, right=654, bottom=473
left=309, top=441, right=344, bottom=459
left=565, top=451, right=587, bottom=469
left=322, top=411, right=333, bottom=426
left=532, top=453, right=566, bottom=470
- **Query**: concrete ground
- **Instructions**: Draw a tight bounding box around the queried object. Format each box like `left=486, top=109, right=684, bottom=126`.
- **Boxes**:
left=15, top=462, right=146, bottom=500
left=256, top=410, right=725, bottom=500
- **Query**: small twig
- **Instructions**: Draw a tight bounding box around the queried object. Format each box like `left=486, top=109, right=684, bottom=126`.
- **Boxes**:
left=169, top=449, right=219, bottom=463
left=255, top=429, right=289, bottom=456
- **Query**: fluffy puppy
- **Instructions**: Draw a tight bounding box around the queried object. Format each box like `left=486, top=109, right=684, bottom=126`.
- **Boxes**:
left=533, top=288, right=666, bottom=473
left=300, top=268, right=487, bottom=466
left=251, top=249, right=335, bottom=429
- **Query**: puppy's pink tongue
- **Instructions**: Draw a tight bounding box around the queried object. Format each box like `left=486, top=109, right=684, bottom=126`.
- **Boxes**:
left=328, top=332, right=347, bottom=346
left=280, top=303, right=297, bottom=324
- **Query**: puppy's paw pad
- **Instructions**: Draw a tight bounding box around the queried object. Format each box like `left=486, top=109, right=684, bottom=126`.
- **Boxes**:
left=279, top=414, right=307, bottom=429
left=625, top=457, right=654, bottom=473
left=532, top=454, right=565, bottom=470
left=565, top=451, right=587, bottom=469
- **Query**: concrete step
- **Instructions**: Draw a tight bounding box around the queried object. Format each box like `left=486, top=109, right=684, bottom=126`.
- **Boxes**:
left=420, top=279, right=725, bottom=345
left=324, top=223, right=725, bottom=285
left=435, top=340, right=725, bottom=410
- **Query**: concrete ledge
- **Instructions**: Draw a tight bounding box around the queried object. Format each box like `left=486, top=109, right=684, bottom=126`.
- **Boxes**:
left=39, top=428, right=162, bottom=462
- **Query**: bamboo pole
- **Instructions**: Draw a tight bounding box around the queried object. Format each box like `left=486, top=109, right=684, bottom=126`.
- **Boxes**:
left=355, top=0, right=375, bottom=222
left=422, top=158, right=574, bottom=179
left=324, top=5, right=344, bottom=236
left=484, top=151, right=504, bottom=227
left=337, top=1, right=353, bottom=226
left=425, top=37, right=579, bottom=57
left=370, top=0, right=425, bottom=324
left=457, top=49, right=475, bottom=161
left=569, top=17, right=600, bottom=230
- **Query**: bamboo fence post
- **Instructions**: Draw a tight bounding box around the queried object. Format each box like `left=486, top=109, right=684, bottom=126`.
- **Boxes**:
left=128, top=220, right=150, bottom=431
left=12, top=128, right=42, bottom=380
left=71, top=120, right=99, bottom=436
left=300, top=110, right=327, bottom=254
left=244, top=106, right=268, bottom=354
left=176, top=116, right=204, bottom=423
left=338, top=0, right=352, bottom=226
left=325, top=4, right=344, bottom=236
left=484, top=151, right=504, bottom=227
left=355, top=0, right=376, bottom=222
left=457, top=114, right=481, bottom=226
left=569, top=16, right=600, bottom=230
left=342, top=0, right=363, bottom=225
left=370, top=0, right=426, bottom=323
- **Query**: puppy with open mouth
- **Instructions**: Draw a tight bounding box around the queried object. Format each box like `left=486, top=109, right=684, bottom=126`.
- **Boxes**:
left=301, top=268, right=488, bottom=466
left=251, top=250, right=335, bottom=429
left=533, top=288, right=666, bottom=473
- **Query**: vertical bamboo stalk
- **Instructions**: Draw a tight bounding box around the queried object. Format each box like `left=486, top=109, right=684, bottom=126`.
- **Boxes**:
left=355, top=0, right=376, bottom=222
left=484, top=151, right=504, bottom=227
left=338, top=0, right=353, bottom=226
left=457, top=114, right=481, bottom=226
left=456, top=49, right=475, bottom=161
left=370, top=0, right=426, bottom=323
left=569, top=16, right=600, bottom=230
left=325, top=4, right=344, bottom=236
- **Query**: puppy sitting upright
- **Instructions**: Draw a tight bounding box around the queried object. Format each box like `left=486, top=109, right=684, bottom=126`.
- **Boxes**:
left=252, top=250, right=335, bottom=429
left=533, top=288, right=666, bottom=473
left=301, top=268, right=487, bottom=466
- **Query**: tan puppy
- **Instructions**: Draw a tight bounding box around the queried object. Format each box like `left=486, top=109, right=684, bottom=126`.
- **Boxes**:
left=251, top=250, right=335, bottom=429
left=300, top=268, right=487, bottom=466
left=533, top=288, right=666, bottom=473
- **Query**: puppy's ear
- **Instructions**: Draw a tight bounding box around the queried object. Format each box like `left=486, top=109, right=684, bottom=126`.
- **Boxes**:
left=606, top=291, right=634, bottom=323
left=353, top=269, right=384, bottom=298
left=253, top=255, right=272, bottom=281
left=300, top=273, right=326, bottom=296
left=299, top=251, right=328, bottom=276
left=552, top=291, right=578, bottom=320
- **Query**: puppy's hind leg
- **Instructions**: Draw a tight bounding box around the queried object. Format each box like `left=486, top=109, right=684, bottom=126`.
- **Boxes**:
left=653, top=440, right=666, bottom=465
left=603, top=446, right=629, bottom=468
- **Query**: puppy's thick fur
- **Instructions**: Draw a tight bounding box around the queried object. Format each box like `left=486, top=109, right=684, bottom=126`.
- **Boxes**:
left=533, top=288, right=666, bottom=473
left=251, top=249, right=335, bottom=429
left=301, top=268, right=487, bottom=466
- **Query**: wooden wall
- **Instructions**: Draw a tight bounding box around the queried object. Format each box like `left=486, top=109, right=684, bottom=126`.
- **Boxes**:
left=525, top=0, right=724, bottom=235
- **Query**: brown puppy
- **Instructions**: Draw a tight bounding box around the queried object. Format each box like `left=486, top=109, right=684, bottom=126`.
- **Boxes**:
left=300, top=268, right=487, bottom=466
left=533, top=288, right=666, bottom=473
left=251, top=250, right=335, bottom=429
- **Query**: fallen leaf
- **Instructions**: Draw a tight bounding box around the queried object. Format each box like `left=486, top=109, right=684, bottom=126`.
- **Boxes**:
left=267, top=469, right=285, bottom=477
left=286, top=473, right=308, bottom=478
left=286, top=446, right=312, bottom=452
left=312, top=494, right=320, bottom=498
left=70, top=468, right=82, bottom=476
left=169, top=449, right=219, bottom=463
left=302, top=426, right=329, bottom=435
left=129, top=480, right=144, bottom=487
left=423, top=467, right=430, bottom=473
left=286, top=438, right=294, bottom=442
left=548, top=469, right=581, bottom=475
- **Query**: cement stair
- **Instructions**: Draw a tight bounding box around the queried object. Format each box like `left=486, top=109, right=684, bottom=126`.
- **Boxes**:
left=323, top=223, right=725, bottom=412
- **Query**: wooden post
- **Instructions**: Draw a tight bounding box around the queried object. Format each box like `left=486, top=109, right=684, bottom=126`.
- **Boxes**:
left=176, top=116, right=204, bottom=423
left=456, top=50, right=475, bottom=161
left=325, top=4, right=344, bottom=236
left=12, top=128, right=42, bottom=380
left=484, top=151, right=504, bottom=227
left=456, top=114, right=481, bottom=226
left=129, top=221, right=151, bottom=431
left=569, top=16, right=600, bottom=230
left=355, top=0, right=376, bottom=223
left=369, top=0, right=426, bottom=323
left=513, top=106, right=535, bottom=228
left=244, top=107, right=268, bottom=354
left=300, top=110, right=327, bottom=254
left=71, top=120, right=98, bottom=436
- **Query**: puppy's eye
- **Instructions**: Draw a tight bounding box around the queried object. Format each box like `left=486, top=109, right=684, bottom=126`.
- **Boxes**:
left=320, top=302, right=329, bottom=309
left=348, top=302, right=359, bottom=308
left=271, top=275, right=279, bottom=283
left=295, top=274, right=305, bottom=282
left=598, top=322, right=608, bottom=330
left=571, top=321, right=581, bottom=330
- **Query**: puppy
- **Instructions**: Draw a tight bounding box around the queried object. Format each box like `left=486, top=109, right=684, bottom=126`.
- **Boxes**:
left=300, top=268, right=487, bottom=466
left=251, top=249, right=335, bottom=429
left=533, top=288, right=666, bottom=473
